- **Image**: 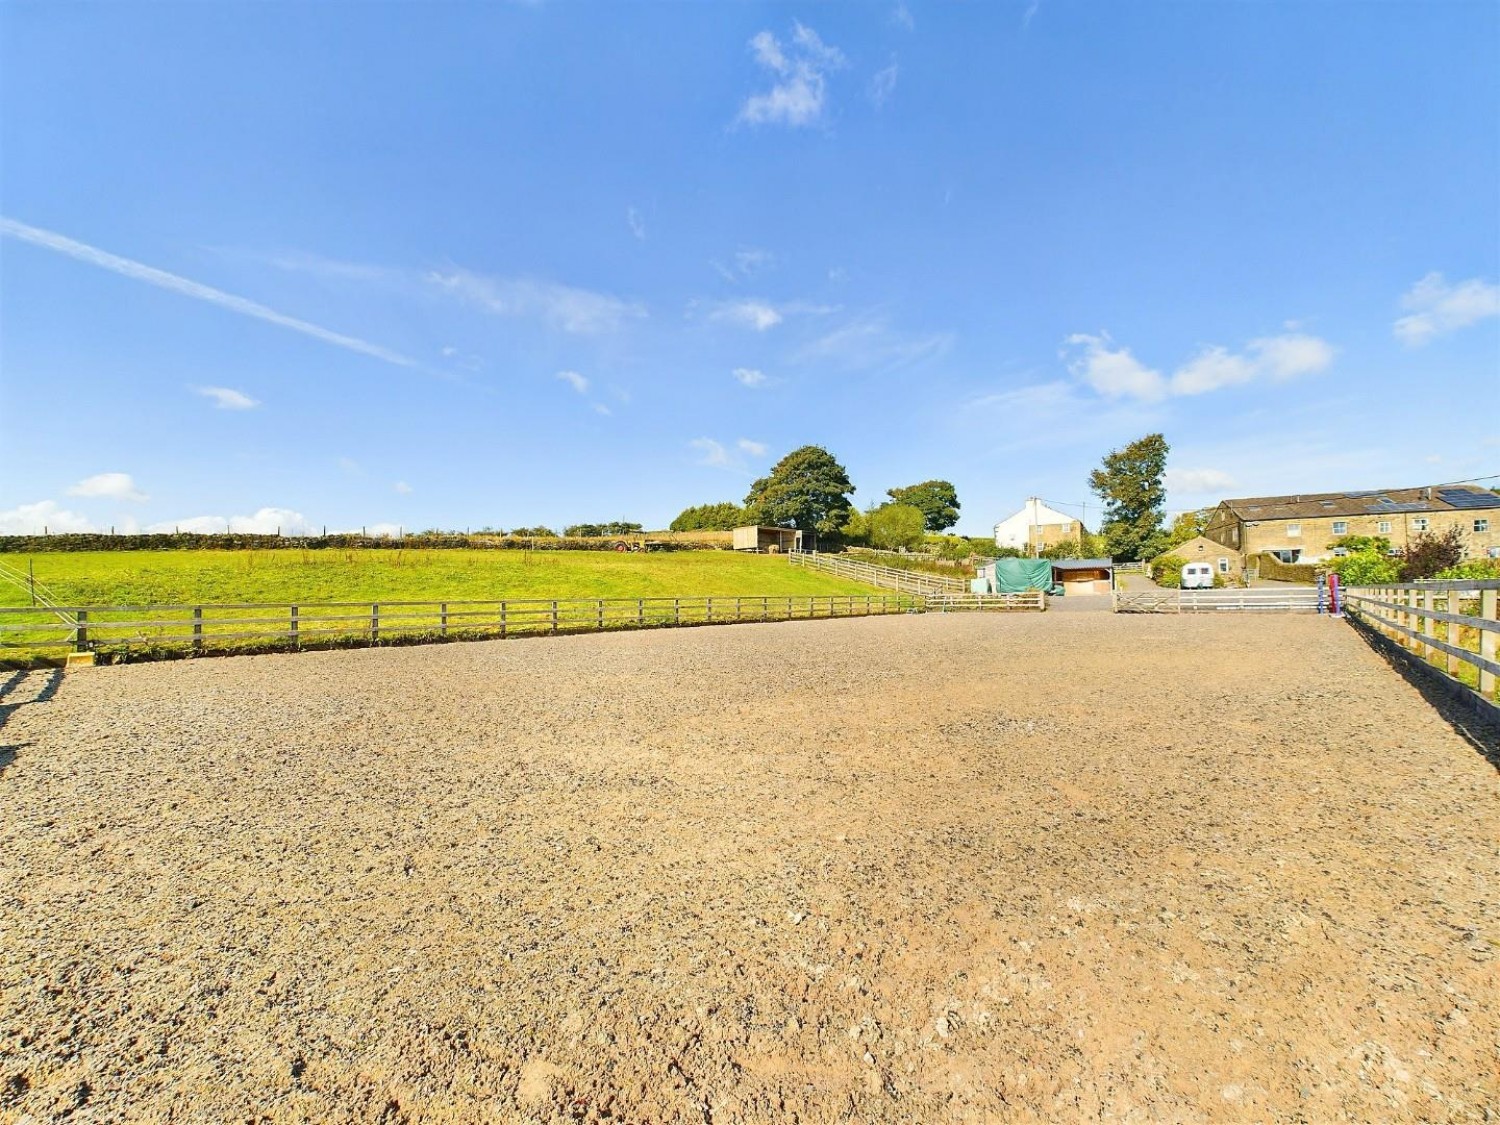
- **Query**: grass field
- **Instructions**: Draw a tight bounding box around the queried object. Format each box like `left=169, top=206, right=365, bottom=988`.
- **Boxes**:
left=0, top=549, right=889, bottom=664
left=0, top=549, right=876, bottom=607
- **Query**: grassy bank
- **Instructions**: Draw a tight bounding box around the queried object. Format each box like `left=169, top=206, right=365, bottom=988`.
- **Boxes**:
left=0, top=550, right=887, bottom=665
left=0, top=549, right=877, bottom=608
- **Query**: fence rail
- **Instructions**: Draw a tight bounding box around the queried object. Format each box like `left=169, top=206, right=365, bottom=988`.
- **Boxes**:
left=1114, top=587, right=1323, bottom=614
left=0, top=594, right=921, bottom=662
left=1343, top=580, right=1500, bottom=712
left=789, top=550, right=969, bottom=596
left=925, top=592, right=1047, bottom=612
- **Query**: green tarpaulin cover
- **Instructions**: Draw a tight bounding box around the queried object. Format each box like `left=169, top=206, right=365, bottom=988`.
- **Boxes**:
left=993, top=557, right=1058, bottom=595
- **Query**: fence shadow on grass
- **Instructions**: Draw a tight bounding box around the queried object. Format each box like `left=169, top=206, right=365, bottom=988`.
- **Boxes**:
left=1346, top=615, right=1500, bottom=771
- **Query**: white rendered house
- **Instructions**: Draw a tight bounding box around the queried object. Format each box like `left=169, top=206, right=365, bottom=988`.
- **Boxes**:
left=993, top=498, right=1082, bottom=552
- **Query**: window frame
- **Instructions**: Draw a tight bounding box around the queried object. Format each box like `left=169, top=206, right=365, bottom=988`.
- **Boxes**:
left=1331, top=520, right=1348, bottom=536
left=1412, top=517, right=1429, bottom=532
left=1476, top=518, right=1491, bottom=533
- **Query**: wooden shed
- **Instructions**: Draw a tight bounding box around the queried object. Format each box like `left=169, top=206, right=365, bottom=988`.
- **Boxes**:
left=733, top=525, right=803, bottom=553
left=1050, top=558, right=1115, bottom=596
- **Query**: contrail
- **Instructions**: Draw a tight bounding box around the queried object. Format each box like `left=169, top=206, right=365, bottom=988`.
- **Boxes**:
left=1, top=216, right=418, bottom=369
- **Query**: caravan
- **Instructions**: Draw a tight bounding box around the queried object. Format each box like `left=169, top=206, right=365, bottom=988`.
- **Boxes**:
left=1180, top=563, right=1215, bottom=589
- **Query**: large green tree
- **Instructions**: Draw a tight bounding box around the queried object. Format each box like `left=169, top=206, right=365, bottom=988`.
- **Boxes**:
left=669, top=501, right=746, bottom=531
left=1087, top=433, right=1170, bottom=562
left=868, top=504, right=927, bottom=551
left=1165, top=508, right=1211, bottom=548
left=886, top=480, right=960, bottom=532
left=745, top=445, right=855, bottom=535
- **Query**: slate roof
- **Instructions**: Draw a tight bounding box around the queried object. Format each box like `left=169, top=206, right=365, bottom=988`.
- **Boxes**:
left=1221, top=485, right=1500, bottom=521
left=1050, top=558, right=1115, bottom=570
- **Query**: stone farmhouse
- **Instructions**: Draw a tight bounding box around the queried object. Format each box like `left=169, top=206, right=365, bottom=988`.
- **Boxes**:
left=1202, top=484, right=1500, bottom=565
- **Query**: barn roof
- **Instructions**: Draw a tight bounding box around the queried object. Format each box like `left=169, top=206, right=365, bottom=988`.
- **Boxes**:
left=1220, top=485, right=1500, bottom=521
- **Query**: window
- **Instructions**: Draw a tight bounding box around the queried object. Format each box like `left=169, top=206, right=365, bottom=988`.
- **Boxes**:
left=1218, top=558, right=1229, bottom=573
left=1412, top=518, right=1429, bottom=532
left=1332, top=521, right=1348, bottom=535
left=1490, top=547, right=1500, bottom=559
left=1332, top=548, right=1349, bottom=557
left=1476, top=519, right=1490, bottom=533
left=1286, top=523, right=1301, bottom=537
left=1377, top=520, right=1391, bottom=534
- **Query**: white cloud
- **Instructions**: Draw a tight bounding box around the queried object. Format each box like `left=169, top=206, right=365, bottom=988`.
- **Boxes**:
left=1063, top=333, right=1167, bottom=400
left=1022, top=0, right=1041, bottom=28
left=556, top=370, right=590, bottom=394
left=798, top=315, right=952, bottom=371
left=690, top=438, right=733, bottom=468
left=0, top=217, right=419, bottom=369
left=427, top=268, right=646, bottom=335
left=737, top=22, right=847, bottom=129
left=626, top=206, right=646, bottom=242
left=193, top=385, right=259, bottom=410
left=891, top=2, right=914, bottom=30
left=592, top=402, right=613, bottom=416
left=1393, top=272, right=1500, bottom=346
left=1165, top=467, right=1237, bottom=494
left=709, top=300, right=783, bottom=331
left=0, top=499, right=95, bottom=534
left=733, top=367, right=768, bottom=388
left=1063, top=330, right=1335, bottom=401
left=1247, top=333, right=1335, bottom=380
left=869, top=61, right=899, bottom=108
left=66, top=472, right=147, bottom=502
left=364, top=522, right=403, bottom=538
left=394, top=481, right=413, bottom=494
left=337, top=456, right=363, bottom=474
left=149, top=507, right=316, bottom=535
left=1169, top=346, right=1258, bottom=396
left=737, top=439, right=768, bottom=456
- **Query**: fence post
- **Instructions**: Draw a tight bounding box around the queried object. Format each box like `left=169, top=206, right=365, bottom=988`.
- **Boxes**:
left=551, top=600, right=559, bottom=634
left=637, top=598, right=644, bottom=628
left=1481, top=588, right=1498, bottom=700
left=707, top=597, right=713, bottom=624
left=597, top=599, right=604, bottom=631
left=371, top=603, right=380, bottom=644
left=1422, top=588, right=1436, bottom=662
left=290, top=604, right=299, bottom=647
left=500, top=602, right=508, bottom=638
left=674, top=597, right=680, bottom=625
left=1445, top=590, right=1463, bottom=676
left=762, top=596, right=768, bottom=621
left=440, top=602, right=448, bottom=637
left=735, top=597, right=742, bottom=622
left=192, top=606, right=203, bottom=653
left=74, top=609, right=88, bottom=651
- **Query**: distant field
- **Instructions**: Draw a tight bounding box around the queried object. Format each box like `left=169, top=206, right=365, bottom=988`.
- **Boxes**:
left=0, top=549, right=876, bottom=607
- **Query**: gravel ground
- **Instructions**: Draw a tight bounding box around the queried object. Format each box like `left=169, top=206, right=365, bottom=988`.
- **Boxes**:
left=2, top=613, right=1496, bottom=1123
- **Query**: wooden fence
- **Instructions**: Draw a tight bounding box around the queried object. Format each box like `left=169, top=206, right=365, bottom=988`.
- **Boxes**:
left=1343, top=580, right=1500, bottom=713
left=0, top=594, right=920, bottom=663
left=925, top=592, right=1047, bottom=612
left=789, top=550, right=969, bottom=597
left=1114, top=587, right=1323, bottom=613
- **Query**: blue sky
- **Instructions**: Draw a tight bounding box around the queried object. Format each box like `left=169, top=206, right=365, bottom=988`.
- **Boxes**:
left=2, top=0, right=1497, bottom=538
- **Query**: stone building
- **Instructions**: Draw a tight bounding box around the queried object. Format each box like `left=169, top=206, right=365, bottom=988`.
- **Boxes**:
left=1202, top=485, right=1500, bottom=564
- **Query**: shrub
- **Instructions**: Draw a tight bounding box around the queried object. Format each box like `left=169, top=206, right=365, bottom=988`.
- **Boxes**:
left=1398, top=527, right=1465, bottom=581
left=1328, top=551, right=1400, bottom=586
left=1150, top=554, right=1188, bottom=588
left=1434, top=558, right=1500, bottom=581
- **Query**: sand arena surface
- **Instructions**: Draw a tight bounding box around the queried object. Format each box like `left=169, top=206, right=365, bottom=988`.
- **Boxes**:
left=2, top=613, right=1496, bottom=1122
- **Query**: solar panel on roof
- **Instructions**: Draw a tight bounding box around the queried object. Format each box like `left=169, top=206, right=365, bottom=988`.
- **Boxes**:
left=1437, top=488, right=1500, bottom=510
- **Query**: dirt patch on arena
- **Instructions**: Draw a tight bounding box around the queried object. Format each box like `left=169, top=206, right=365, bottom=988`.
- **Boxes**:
left=2, top=613, right=1495, bottom=1121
